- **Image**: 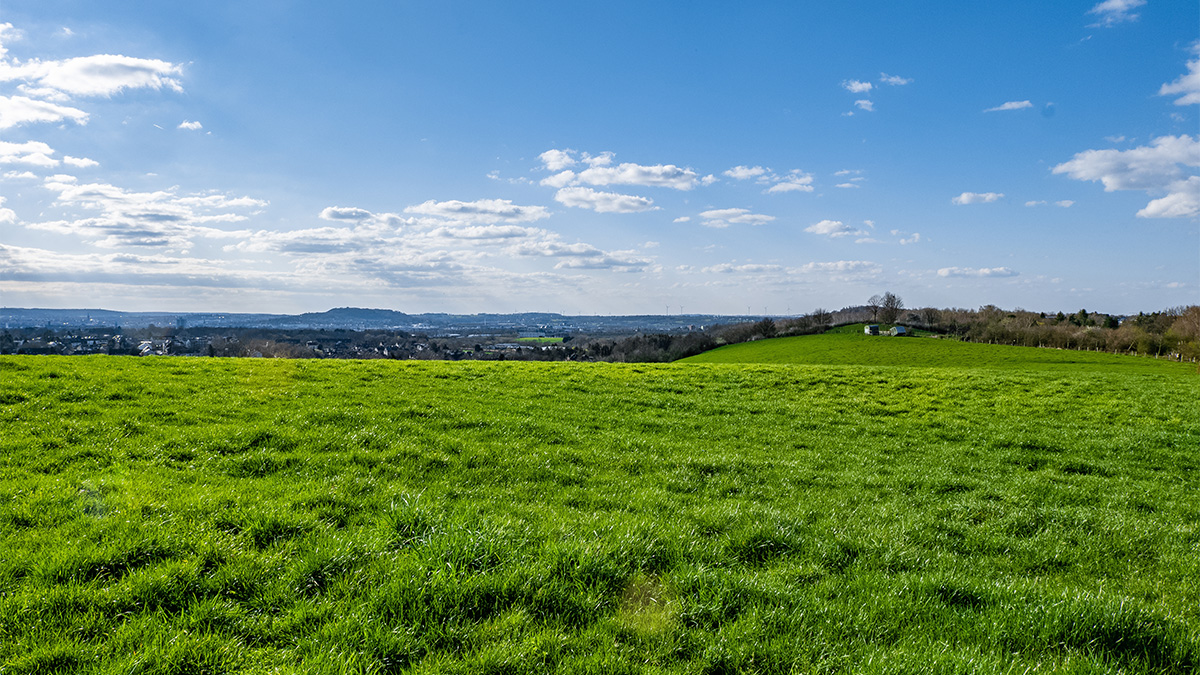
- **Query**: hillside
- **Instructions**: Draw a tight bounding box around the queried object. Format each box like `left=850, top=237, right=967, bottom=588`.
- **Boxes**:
left=684, top=323, right=1197, bottom=375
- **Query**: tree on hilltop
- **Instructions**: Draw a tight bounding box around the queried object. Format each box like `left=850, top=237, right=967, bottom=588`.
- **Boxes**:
left=879, top=292, right=905, bottom=323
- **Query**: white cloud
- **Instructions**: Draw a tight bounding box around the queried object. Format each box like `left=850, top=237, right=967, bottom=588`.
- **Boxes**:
left=178, top=120, right=202, bottom=130
left=0, top=94, right=88, bottom=128
left=29, top=177, right=266, bottom=250
left=63, top=155, right=98, bottom=168
left=3, top=170, right=37, bottom=180
left=404, top=198, right=551, bottom=223
left=1087, top=0, right=1146, bottom=27
left=937, top=266, right=1019, bottom=278
left=702, top=263, right=784, bottom=274
left=0, top=139, right=58, bottom=166
left=842, top=79, right=873, bottom=94
left=539, top=170, right=576, bottom=188
left=984, top=100, right=1033, bottom=112
left=805, top=219, right=855, bottom=237
left=0, top=196, right=15, bottom=223
left=0, top=54, right=183, bottom=98
left=539, top=149, right=576, bottom=171
left=854, top=99, right=874, bottom=112
left=724, top=165, right=768, bottom=180
left=1025, top=200, right=1047, bottom=207
left=835, top=183, right=860, bottom=189
left=698, top=208, right=775, bottom=228
left=766, top=170, right=815, bottom=193
left=574, top=162, right=700, bottom=190
left=880, top=73, right=912, bottom=86
left=320, top=206, right=377, bottom=222
left=673, top=216, right=691, bottom=223
left=1053, top=135, right=1200, bottom=217
left=952, top=192, right=1004, bottom=204
left=1137, top=176, right=1200, bottom=218
left=430, top=224, right=539, bottom=240
left=898, top=232, right=922, bottom=245
left=538, top=151, right=701, bottom=190
left=798, top=260, right=882, bottom=276
left=554, top=186, right=657, bottom=213
left=1159, top=45, right=1200, bottom=106
left=0, top=23, right=21, bottom=59
left=1055, top=200, right=1075, bottom=208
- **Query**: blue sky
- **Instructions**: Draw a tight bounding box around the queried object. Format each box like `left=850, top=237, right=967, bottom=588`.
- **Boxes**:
left=0, top=0, right=1196, bottom=315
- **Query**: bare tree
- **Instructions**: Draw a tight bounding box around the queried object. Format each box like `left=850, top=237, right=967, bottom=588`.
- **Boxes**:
left=811, top=307, right=832, bottom=327
left=879, top=292, right=905, bottom=323
left=920, top=307, right=942, bottom=327
left=866, top=294, right=884, bottom=321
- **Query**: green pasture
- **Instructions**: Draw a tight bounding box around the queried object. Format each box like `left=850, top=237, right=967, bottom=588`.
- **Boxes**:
left=685, top=324, right=1196, bottom=374
left=0, top=352, right=1197, bottom=673
left=515, top=337, right=564, bottom=345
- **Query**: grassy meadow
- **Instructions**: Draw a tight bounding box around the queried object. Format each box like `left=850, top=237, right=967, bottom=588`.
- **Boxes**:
left=1, top=334, right=1198, bottom=673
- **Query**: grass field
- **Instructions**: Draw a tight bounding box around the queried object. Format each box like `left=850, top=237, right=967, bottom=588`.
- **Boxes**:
left=1, top=345, right=1197, bottom=673
left=685, top=324, right=1198, bottom=375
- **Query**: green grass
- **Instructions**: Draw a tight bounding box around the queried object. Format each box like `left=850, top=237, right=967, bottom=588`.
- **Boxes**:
left=516, top=337, right=564, bottom=345
left=685, top=323, right=1197, bottom=374
left=1, top=354, right=1197, bottom=673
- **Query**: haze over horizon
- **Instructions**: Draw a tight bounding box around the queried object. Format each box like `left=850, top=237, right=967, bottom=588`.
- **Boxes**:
left=0, top=1, right=1197, bottom=316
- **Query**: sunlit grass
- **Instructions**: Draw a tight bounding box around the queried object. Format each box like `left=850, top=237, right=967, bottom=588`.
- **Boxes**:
left=684, top=323, right=1197, bottom=374
left=1, top=355, right=1197, bottom=672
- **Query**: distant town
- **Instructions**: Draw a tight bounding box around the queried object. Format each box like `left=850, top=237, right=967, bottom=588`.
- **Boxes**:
left=2, top=302, right=1194, bottom=363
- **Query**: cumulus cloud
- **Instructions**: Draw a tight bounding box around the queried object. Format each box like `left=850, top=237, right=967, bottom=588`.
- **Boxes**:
left=178, top=120, right=202, bottom=130
left=0, top=94, right=88, bottom=128
left=766, top=170, right=815, bottom=193
left=952, top=192, right=1005, bottom=205
left=937, top=266, right=1019, bottom=278
left=539, top=149, right=576, bottom=171
left=804, top=219, right=867, bottom=238
left=724, top=165, right=768, bottom=180
left=1087, top=0, right=1146, bottom=27
left=854, top=99, right=874, bottom=112
left=320, top=206, right=377, bottom=222
left=842, top=79, right=874, bottom=94
left=63, top=155, right=98, bottom=168
left=835, top=183, right=860, bottom=189
left=1052, top=135, right=1200, bottom=217
left=29, top=177, right=267, bottom=250
left=0, top=54, right=183, bottom=98
left=0, top=196, right=15, bottom=223
left=0, top=139, right=58, bottom=166
left=574, top=162, right=700, bottom=190
left=1137, top=176, right=1200, bottom=218
left=554, top=186, right=657, bottom=213
left=698, top=208, right=775, bottom=228
left=1160, top=45, right=1200, bottom=106
left=404, top=198, right=550, bottom=223
left=984, top=100, right=1033, bottom=112
left=673, top=216, right=691, bottom=223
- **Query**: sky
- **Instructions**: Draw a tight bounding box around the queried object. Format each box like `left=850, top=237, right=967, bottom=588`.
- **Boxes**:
left=0, top=0, right=1197, bottom=316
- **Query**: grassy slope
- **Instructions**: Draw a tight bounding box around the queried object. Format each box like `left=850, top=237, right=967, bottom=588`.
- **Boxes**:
left=683, top=324, right=1197, bottom=374
left=0, top=354, right=1197, bottom=673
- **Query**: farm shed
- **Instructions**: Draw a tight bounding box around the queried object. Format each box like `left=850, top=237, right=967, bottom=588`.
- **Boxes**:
left=888, top=326, right=907, bottom=336
left=864, top=325, right=879, bottom=335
